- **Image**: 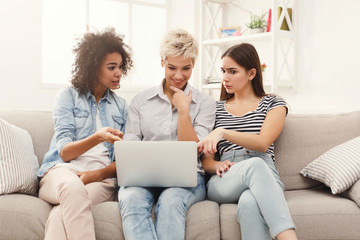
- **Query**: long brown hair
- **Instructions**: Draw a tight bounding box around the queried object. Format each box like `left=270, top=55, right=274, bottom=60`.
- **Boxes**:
left=71, top=28, right=133, bottom=94
left=220, top=43, right=266, bottom=101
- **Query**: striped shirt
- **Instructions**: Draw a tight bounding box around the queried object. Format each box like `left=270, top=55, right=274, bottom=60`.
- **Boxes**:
left=215, top=94, right=287, bottom=161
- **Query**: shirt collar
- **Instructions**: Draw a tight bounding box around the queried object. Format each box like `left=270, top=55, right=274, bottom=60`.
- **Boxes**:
left=144, top=78, right=198, bottom=104
left=85, top=88, right=112, bottom=104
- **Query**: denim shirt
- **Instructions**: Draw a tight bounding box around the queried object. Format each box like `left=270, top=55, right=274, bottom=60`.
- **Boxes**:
left=37, top=86, right=128, bottom=177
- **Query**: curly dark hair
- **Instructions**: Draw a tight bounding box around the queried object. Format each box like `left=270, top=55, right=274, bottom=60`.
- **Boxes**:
left=71, top=28, right=133, bottom=94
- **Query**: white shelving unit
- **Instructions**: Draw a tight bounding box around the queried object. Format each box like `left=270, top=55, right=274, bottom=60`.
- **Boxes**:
left=199, top=0, right=298, bottom=94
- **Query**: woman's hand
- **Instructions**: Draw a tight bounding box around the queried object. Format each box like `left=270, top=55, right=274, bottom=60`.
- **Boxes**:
left=215, top=160, right=235, bottom=177
left=97, top=127, right=123, bottom=144
left=77, top=169, right=104, bottom=185
left=198, top=128, right=225, bottom=155
left=170, top=86, right=192, bottom=114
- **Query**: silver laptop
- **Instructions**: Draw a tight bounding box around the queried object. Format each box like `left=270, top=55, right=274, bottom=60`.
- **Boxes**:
left=114, top=141, right=197, bottom=187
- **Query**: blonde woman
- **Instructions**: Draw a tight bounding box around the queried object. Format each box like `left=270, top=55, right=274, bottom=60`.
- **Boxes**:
left=118, top=29, right=216, bottom=240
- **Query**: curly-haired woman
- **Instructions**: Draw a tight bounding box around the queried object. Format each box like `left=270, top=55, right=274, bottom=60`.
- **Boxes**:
left=37, top=28, right=133, bottom=240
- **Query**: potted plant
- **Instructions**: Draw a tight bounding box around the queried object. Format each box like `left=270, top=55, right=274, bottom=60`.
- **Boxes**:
left=246, top=13, right=267, bottom=34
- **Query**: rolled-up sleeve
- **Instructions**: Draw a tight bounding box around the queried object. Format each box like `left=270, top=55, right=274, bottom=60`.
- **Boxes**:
left=123, top=94, right=143, bottom=141
left=193, top=95, right=216, bottom=141
left=53, top=88, right=77, bottom=154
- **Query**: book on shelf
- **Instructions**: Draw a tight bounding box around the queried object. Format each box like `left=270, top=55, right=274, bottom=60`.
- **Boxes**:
left=266, top=9, right=271, bottom=32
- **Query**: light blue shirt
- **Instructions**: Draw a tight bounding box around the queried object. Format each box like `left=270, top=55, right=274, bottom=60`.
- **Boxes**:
left=37, top=86, right=128, bottom=177
left=124, top=81, right=216, bottom=173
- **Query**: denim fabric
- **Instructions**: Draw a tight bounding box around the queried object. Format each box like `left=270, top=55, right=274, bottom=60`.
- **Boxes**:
left=207, top=149, right=295, bottom=239
left=118, top=173, right=205, bottom=240
left=37, top=86, right=128, bottom=177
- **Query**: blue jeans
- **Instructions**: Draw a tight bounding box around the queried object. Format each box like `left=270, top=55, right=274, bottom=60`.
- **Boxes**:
left=207, top=149, right=295, bottom=240
left=118, top=173, right=205, bottom=240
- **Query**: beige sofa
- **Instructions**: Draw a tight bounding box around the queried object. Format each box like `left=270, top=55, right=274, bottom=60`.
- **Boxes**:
left=1, top=109, right=360, bottom=240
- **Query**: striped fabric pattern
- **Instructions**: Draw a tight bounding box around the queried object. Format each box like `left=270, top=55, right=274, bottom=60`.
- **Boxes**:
left=301, top=136, right=360, bottom=194
left=215, top=94, right=287, bottom=161
left=0, top=118, right=39, bottom=195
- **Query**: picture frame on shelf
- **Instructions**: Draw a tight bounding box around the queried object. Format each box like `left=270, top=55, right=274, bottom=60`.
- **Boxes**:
left=219, top=26, right=241, bottom=38
left=278, top=7, right=292, bottom=31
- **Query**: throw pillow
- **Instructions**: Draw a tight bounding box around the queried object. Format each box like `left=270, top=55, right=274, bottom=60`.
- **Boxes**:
left=300, top=136, right=360, bottom=194
left=342, top=178, right=360, bottom=207
left=0, top=118, right=39, bottom=195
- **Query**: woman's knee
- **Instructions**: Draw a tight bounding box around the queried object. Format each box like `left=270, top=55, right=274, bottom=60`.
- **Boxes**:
left=57, top=178, right=85, bottom=196
left=237, top=190, right=259, bottom=218
left=248, top=157, right=267, bottom=169
left=118, top=187, right=153, bottom=212
left=156, top=187, right=200, bottom=217
left=158, top=188, right=186, bottom=209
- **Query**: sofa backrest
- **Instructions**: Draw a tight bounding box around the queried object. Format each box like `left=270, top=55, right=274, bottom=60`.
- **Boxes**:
left=1, top=109, right=360, bottom=191
left=0, top=109, right=54, bottom=166
left=275, top=111, right=360, bottom=191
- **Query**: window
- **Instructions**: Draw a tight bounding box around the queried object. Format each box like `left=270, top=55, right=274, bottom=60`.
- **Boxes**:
left=42, top=0, right=168, bottom=88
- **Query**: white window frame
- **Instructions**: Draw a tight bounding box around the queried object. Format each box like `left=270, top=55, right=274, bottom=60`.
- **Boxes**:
left=42, top=0, right=170, bottom=91
left=114, top=0, right=170, bottom=92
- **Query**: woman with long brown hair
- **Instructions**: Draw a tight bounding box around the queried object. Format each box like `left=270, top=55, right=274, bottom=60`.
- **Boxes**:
left=198, top=43, right=297, bottom=240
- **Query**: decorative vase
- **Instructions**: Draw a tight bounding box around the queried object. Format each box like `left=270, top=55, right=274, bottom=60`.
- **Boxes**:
left=249, top=28, right=265, bottom=34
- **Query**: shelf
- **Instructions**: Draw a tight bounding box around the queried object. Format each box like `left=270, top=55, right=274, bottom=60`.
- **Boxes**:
left=200, top=0, right=297, bottom=93
left=203, top=32, right=272, bottom=46
left=204, top=0, right=232, bottom=3
left=203, top=30, right=294, bottom=47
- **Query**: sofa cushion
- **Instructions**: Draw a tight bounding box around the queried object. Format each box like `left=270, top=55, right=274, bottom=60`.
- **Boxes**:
left=185, top=200, right=220, bottom=240
left=300, top=136, right=360, bottom=194
left=92, top=200, right=220, bottom=240
left=0, top=109, right=54, bottom=165
left=219, top=204, right=241, bottom=240
left=342, top=178, right=360, bottom=207
left=274, top=111, right=360, bottom=191
left=219, top=189, right=360, bottom=240
left=0, top=194, right=52, bottom=240
left=286, top=189, right=360, bottom=240
left=93, top=201, right=124, bottom=240
left=0, top=118, right=39, bottom=195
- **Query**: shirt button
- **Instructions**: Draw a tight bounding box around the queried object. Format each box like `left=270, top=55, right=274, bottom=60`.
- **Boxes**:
left=245, top=150, right=250, bottom=154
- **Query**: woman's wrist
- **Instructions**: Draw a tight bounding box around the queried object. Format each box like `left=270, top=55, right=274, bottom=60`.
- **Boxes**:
left=218, top=128, right=227, bottom=139
left=94, top=130, right=105, bottom=143
left=97, top=168, right=108, bottom=181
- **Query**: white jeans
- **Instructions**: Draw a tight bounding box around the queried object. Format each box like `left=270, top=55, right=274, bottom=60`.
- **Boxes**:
left=39, top=166, right=116, bottom=240
left=207, top=149, right=295, bottom=239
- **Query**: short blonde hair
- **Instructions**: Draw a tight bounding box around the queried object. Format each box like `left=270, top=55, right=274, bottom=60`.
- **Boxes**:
left=160, top=29, right=198, bottom=62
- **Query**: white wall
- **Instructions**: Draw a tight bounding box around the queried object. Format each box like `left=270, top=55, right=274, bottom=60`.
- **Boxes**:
left=278, top=0, right=360, bottom=114
left=116, top=0, right=198, bottom=102
left=0, top=0, right=360, bottom=114
left=0, top=0, right=58, bottom=110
